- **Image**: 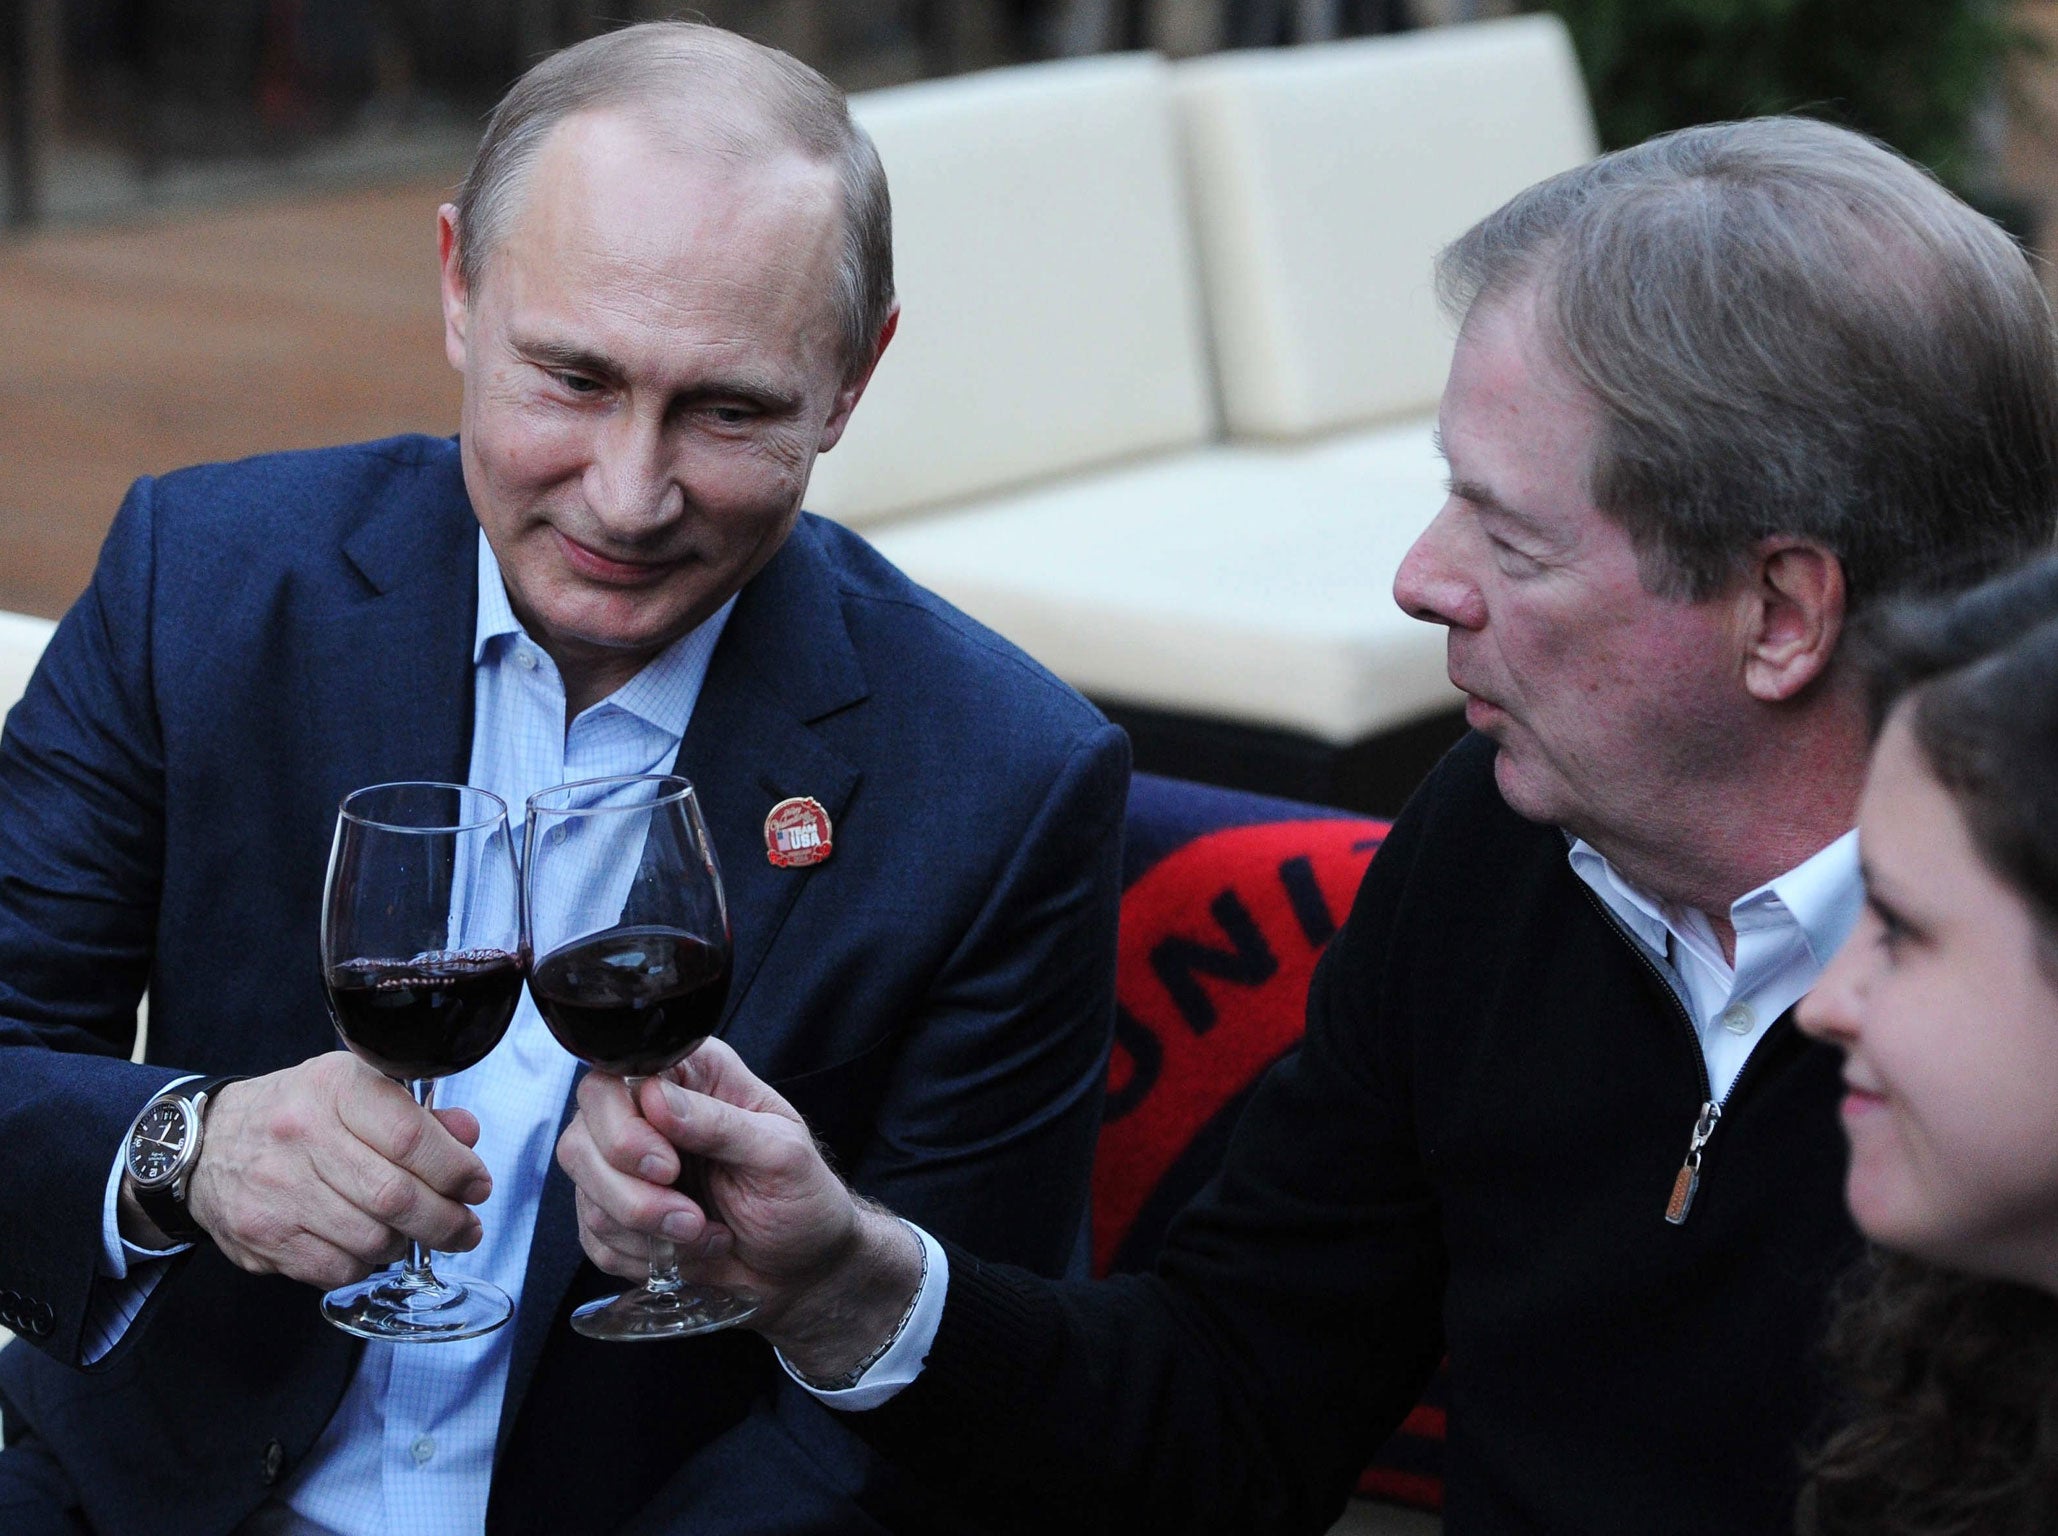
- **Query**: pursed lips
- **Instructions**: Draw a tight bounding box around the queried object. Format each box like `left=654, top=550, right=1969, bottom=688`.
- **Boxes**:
left=1455, top=679, right=1507, bottom=726
left=554, top=528, right=685, bottom=586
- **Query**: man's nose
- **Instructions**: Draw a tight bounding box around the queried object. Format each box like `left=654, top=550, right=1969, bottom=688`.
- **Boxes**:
left=583, top=413, right=682, bottom=535
left=1393, top=501, right=1485, bottom=630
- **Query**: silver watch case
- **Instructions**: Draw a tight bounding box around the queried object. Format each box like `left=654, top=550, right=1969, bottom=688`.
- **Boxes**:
left=124, top=1090, right=205, bottom=1197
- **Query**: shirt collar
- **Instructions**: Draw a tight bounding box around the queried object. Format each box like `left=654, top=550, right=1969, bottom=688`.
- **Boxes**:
left=1755, top=829, right=1862, bottom=969
left=1566, top=840, right=1673, bottom=956
left=471, top=530, right=738, bottom=741
left=473, top=532, right=524, bottom=662
left=1567, top=829, right=1861, bottom=970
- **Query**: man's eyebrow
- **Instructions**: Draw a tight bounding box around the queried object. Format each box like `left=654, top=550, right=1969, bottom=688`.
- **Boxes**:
left=517, top=337, right=622, bottom=380
left=515, top=335, right=801, bottom=410
left=1446, top=471, right=1546, bottom=534
left=1431, top=426, right=1541, bottom=528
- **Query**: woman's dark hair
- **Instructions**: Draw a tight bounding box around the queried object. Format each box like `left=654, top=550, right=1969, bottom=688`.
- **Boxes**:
left=1804, top=553, right=2058, bottom=1535
left=1857, top=554, right=2058, bottom=977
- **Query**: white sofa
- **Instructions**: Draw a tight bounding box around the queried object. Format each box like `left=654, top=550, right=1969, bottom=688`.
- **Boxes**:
left=0, top=611, right=55, bottom=723
left=0, top=609, right=54, bottom=1359
left=809, top=17, right=1597, bottom=768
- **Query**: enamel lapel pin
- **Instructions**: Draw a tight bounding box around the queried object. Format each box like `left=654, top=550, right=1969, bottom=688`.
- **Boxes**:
left=765, top=796, right=832, bottom=868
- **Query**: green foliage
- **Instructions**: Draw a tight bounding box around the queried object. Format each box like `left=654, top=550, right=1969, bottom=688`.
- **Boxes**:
left=1526, top=0, right=2027, bottom=191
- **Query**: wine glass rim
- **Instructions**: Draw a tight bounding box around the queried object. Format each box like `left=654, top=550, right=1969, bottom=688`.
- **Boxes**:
left=338, top=780, right=511, bottom=834
left=526, top=773, right=698, bottom=819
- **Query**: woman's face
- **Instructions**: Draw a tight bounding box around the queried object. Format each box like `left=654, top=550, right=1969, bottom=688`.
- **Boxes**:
left=1799, top=707, right=2058, bottom=1289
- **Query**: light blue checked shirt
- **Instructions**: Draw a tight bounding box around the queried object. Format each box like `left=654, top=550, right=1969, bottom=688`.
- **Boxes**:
left=94, top=532, right=733, bottom=1536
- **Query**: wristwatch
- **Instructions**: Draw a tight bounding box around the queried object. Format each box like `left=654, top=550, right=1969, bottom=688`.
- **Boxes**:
left=122, top=1076, right=243, bottom=1244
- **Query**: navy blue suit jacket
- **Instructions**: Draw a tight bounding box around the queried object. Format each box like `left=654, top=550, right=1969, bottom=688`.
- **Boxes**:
left=0, top=435, right=1126, bottom=1535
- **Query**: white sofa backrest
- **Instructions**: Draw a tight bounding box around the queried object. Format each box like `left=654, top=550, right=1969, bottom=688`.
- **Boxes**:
left=0, top=611, right=55, bottom=717
left=805, top=54, right=1217, bottom=528
left=1175, top=15, right=1598, bottom=440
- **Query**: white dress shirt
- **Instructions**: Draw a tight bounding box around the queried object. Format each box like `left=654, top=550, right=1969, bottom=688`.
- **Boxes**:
left=92, top=533, right=733, bottom=1536
left=818, top=826, right=1863, bottom=1411
left=1567, top=831, right=1860, bottom=1101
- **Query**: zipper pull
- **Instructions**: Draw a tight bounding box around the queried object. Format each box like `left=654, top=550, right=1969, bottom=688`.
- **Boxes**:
left=1665, top=1100, right=1721, bottom=1225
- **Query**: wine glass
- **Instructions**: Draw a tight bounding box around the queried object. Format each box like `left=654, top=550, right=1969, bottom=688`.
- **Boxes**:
left=523, top=773, right=756, bottom=1341
left=319, top=781, right=525, bottom=1342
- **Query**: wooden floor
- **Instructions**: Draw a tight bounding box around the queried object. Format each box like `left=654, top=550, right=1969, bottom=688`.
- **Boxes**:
left=0, top=181, right=462, bottom=619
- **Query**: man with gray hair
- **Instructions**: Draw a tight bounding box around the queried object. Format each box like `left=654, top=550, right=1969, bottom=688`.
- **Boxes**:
left=0, top=21, right=1125, bottom=1536
left=557, top=118, right=2058, bottom=1533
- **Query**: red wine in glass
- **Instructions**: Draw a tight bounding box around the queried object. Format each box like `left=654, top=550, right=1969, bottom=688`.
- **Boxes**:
left=528, top=926, right=730, bottom=1076
left=328, top=950, right=526, bottom=1081
left=320, top=781, right=523, bottom=1343
left=524, top=773, right=756, bottom=1341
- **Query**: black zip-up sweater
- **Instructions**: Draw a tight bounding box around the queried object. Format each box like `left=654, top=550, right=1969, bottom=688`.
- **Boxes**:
left=856, top=733, right=1863, bottom=1534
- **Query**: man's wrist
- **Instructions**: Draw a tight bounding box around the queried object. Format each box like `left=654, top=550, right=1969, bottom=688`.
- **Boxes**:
left=121, top=1076, right=242, bottom=1247
left=116, top=1177, right=179, bottom=1251
left=770, top=1204, right=927, bottom=1381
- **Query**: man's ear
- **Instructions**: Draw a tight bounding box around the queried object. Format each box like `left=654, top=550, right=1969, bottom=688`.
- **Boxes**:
left=1739, top=537, right=1847, bottom=703
left=817, top=305, right=901, bottom=454
left=437, top=205, right=470, bottom=372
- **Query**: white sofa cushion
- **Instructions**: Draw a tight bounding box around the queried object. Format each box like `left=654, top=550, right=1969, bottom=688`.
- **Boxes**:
left=806, top=54, right=1218, bottom=529
left=1175, top=15, right=1596, bottom=439
left=871, top=417, right=1458, bottom=744
left=0, top=610, right=55, bottom=719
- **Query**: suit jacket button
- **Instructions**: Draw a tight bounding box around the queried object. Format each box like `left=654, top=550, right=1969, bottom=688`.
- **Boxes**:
left=30, top=1302, right=55, bottom=1337
left=261, top=1440, right=285, bottom=1485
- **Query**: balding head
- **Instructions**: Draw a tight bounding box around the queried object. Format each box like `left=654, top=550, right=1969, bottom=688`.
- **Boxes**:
left=452, top=21, right=893, bottom=381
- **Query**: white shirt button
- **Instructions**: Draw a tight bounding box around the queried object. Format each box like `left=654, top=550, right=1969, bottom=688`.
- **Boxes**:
left=550, top=826, right=567, bottom=846
left=1719, top=1002, right=1755, bottom=1034
left=516, top=648, right=539, bottom=671
left=411, top=1434, right=436, bottom=1465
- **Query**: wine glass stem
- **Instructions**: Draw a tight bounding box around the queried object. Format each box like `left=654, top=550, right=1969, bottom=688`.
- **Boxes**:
left=627, top=1076, right=685, bottom=1295
left=405, top=1077, right=438, bottom=1283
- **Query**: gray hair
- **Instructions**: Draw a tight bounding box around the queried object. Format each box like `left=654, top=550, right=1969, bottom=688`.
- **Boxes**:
left=1438, top=116, right=2058, bottom=611
left=452, top=20, right=893, bottom=381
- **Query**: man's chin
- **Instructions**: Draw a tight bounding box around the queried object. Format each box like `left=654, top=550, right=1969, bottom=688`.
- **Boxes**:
left=553, top=619, right=692, bottom=659
left=524, top=601, right=696, bottom=671
left=1487, top=745, right=1562, bottom=828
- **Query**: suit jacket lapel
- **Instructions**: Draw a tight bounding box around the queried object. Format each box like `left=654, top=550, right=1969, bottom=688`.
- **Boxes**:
left=498, top=518, right=868, bottom=1453
left=297, top=449, right=478, bottom=822
left=286, top=450, right=477, bottom=1077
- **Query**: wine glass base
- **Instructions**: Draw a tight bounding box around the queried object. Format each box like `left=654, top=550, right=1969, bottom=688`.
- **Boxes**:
left=322, top=1270, right=513, bottom=1342
left=570, top=1284, right=759, bottom=1341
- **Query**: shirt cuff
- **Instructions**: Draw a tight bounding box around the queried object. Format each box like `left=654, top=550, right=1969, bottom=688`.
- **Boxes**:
left=779, top=1222, right=948, bottom=1411
left=81, top=1261, right=176, bottom=1366
left=100, top=1073, right=201, bottom=1279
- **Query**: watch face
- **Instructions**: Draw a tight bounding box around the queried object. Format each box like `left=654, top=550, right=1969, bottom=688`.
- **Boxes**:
left=129, top=1100, right=193, bottom=1186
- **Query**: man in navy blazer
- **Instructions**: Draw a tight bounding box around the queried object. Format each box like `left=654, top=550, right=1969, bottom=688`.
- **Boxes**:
left=0, top=22, right=1125, bottom=1536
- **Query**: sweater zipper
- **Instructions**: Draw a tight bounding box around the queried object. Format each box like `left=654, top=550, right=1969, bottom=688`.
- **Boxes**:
left=1576, top=883, right=1735, bottom=1225
left=1668, top=1101, right=1719, bottom=1224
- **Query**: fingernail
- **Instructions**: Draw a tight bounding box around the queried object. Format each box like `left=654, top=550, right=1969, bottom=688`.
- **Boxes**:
left=661, top=1212, right=697, bottom=1241
left=466, top=1178, right=493, bottom=1204
left=659, top=1081, right=690, bottom=1119
left=639, top=1154, right=670, bottom=1183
